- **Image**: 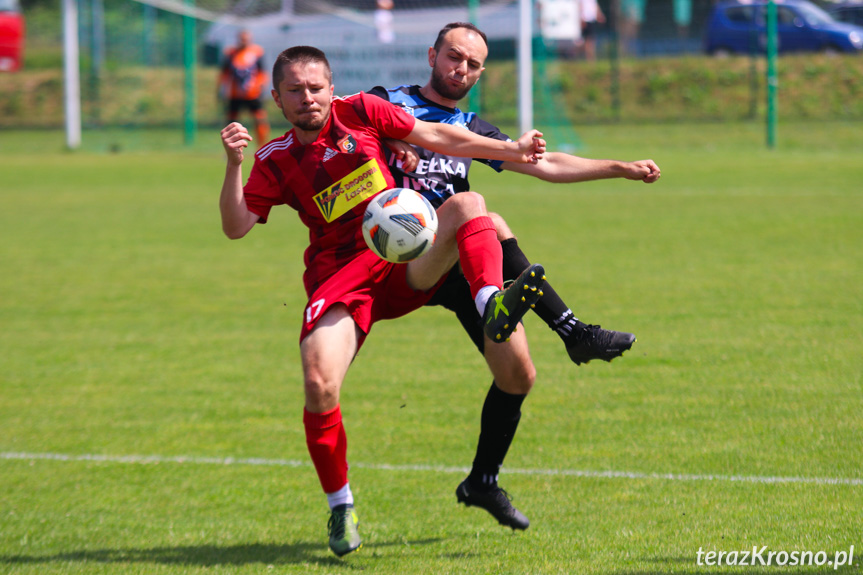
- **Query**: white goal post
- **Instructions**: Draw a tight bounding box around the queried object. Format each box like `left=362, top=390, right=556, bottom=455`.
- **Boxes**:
left=63, top=0, right=81, bottom=149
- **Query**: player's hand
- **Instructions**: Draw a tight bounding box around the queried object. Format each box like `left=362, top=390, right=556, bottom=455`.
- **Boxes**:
left=383, top=138, right=419, bottom=172
left=221, top=122, right=253, bottom=166
left=515, top=130, right=546, bottom=164
left=625, top=159, right=661, bottom=183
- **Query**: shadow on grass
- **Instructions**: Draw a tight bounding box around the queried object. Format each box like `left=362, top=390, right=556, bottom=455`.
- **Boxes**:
left=0, top=538, right=444, bottom=568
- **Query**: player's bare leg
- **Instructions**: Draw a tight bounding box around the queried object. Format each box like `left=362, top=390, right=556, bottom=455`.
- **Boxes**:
left=300, top=305, right=363, bottom=557
left=405, top=192, right=485, bottom=291
left=407, top=194, right=545, bottom=345
left=408, top=197, right=542, bottom=527
left=301, top=305, right=358, bottom=412
left=456, top=328, right=534, bottom=530
left=485, top=328, right=535, bottom=396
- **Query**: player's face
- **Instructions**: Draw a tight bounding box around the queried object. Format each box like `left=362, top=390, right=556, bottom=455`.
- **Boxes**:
left=429, top=28, right=487, bottom=103
left=272, top=61, right=334, bottom=135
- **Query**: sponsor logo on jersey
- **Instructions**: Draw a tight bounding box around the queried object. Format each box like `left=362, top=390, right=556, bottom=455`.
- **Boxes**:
left=337, top=135, right=358, bottom=154
left=401, top=176, right=456, bottom=198
left=313, top=158, right=387, bottom=222
left=416, top=157, right=468, bottom=178
left=322, top=147, right=338, bottom=162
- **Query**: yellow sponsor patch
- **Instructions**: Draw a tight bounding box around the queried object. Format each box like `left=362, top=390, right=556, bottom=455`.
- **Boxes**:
left=313, top=159, right=388, bottom=223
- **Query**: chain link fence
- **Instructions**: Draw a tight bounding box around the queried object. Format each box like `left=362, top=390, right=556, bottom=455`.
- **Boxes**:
left=1, top=0, right=861, bottom=134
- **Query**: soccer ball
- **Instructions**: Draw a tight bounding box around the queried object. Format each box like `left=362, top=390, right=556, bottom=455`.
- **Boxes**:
left=362, top=188, right=438, bottom=263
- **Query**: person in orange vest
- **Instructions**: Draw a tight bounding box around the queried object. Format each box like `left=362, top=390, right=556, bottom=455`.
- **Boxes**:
left=219, top=30, right=269, bottom=147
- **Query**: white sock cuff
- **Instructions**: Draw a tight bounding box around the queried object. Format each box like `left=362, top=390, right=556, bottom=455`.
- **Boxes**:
left=474, top=285, right=500, bottom=317
left=326, top=483, right=354, bottom=509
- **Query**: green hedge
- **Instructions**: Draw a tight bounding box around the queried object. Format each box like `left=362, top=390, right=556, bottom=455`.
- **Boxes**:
left=2, top=53, right=862, bottom=128
left=480, top=54, right=863, bottom=126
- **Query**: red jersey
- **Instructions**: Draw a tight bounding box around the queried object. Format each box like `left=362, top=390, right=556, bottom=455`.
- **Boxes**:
left=243, top=92, right=416, bottom=296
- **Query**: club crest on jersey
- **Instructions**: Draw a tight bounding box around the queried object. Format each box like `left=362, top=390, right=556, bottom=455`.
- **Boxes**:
left=337, top=135, right=358, bottom=154
left=313, top=158, right=388, bottom=223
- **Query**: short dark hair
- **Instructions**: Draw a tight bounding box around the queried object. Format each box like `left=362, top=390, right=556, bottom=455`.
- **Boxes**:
left=272, top=46, right=332, bottom=90
left=433, top=22, right=489, bottom=52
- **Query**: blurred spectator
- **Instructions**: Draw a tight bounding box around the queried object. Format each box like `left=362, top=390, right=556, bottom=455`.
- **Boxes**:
left=375, top=0, right=395, bottom=44
left=620, top=0, right=645, bottom=54
left=673, top=0, right=692, bottom=37
left=579, top=0, right=606, bottom=60
left=537, top=0, right=581, bottom=59
left=219, top=30, right=269, bottom=147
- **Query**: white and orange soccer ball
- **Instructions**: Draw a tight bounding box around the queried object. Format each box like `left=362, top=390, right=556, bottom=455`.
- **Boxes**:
left=362, top=188, right=438, bottom=263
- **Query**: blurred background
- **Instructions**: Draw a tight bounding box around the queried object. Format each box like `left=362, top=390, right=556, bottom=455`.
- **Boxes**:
left=1, top=0, right=862, bottom=148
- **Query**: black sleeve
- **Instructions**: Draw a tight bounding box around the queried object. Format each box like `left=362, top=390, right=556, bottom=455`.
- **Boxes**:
left=469, top=114, right=511, bottom=142
left=367, top=86, right=390, bottom=101
left=469, top=115, right=511, bottom=171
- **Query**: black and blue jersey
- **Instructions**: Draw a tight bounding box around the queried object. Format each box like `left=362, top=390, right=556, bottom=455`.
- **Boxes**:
left=368, top=84, right=512, bottom=209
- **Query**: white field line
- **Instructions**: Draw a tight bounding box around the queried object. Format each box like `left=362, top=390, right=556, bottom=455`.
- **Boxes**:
left=2, top=451, right=861, bottom=487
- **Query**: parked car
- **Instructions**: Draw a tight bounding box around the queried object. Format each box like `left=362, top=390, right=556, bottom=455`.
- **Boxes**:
left=827, top=1, right=863, bottom=26
left=0, top=0, right=24, bottom=71
left=704, top=0, right=863, bottom=55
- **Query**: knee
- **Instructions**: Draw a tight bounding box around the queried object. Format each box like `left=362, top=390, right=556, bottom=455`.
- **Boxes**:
left=488, top=212, right=515, bottom=242
left=496, top=358, right=536, bottom=395
left=519, top=361, right=537, bottom=393
left=303, top=371, right=340, bottom=412
left=444, top=191, right=487, bottom=219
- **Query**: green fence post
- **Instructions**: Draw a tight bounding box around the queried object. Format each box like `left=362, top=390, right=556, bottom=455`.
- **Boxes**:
left=765, top=0, right=777, bottom=149
left=609, top=0, right=621, bottom=122
left=183, top=0, right=197, bottom=146
left=468, top=0, right=481, bottom=114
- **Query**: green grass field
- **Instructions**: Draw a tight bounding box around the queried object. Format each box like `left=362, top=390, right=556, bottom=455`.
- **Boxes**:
left=1, top=121, right=861, bottom=574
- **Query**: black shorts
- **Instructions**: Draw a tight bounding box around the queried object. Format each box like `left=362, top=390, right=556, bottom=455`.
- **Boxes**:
left=425, top=264, right=486, bottom=355
left=583, top=21, right=600, bottom=38
left=227, top=98, right=263, bottom=115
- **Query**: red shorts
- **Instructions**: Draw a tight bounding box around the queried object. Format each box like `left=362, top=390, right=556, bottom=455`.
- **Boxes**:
left=300, top=249, right=443, bottom=349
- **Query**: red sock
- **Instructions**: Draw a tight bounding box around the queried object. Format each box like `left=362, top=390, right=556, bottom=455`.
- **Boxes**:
left=456, top=216, right=503, bottom=299
left=304, top=405, right=348, bottom=494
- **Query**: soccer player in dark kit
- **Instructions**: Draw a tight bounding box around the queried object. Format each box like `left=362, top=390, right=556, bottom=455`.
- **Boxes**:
left=369, top=21, right=660, bottom=530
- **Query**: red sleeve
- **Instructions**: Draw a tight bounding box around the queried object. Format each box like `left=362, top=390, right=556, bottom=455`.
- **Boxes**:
left=243, top=158, right=282, bottom=224
left=359, top=91, right=415, bottom=141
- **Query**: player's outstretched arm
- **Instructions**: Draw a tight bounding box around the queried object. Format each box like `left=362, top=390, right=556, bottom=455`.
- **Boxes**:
left=501, top=153, right=660, bottom=184
left=405, top=120, right=546, bottom=165
left=219, top=122, right=258, bottom=239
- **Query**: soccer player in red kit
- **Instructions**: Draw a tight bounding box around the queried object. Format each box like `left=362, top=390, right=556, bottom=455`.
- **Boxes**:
left=219, top=46, right=547, bottom=557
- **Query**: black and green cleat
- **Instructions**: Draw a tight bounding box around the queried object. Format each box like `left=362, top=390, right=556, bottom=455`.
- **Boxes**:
left=327, top=504, right=362, bottom=557
left=483, top=263, right=546, bottom=343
